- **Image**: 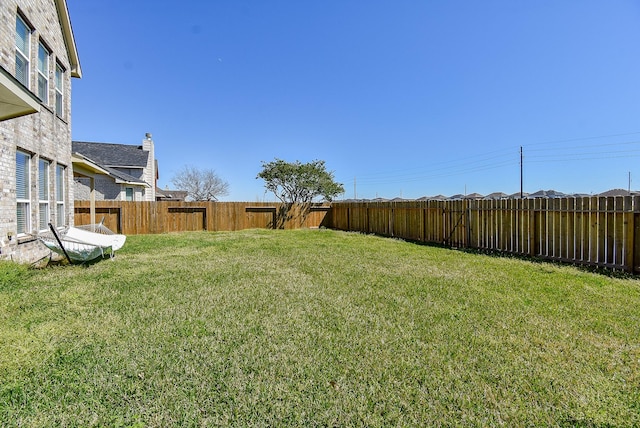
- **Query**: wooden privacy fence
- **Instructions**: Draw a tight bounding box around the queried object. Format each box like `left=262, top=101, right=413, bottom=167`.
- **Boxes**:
left=74, top=201, right=330, bottom=235
left=75, top=198, right=640, bottom=273
left=328, top=197, right=640, bottom=273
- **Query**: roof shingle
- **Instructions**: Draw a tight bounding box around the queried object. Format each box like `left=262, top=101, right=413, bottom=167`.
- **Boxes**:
left=72, top=141, right=149, bottom=167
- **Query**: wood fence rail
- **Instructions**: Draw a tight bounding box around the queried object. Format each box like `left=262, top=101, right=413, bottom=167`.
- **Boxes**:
left=74, top=201, right=330, bottom=235
left=327, top=197, right=640, bottom=274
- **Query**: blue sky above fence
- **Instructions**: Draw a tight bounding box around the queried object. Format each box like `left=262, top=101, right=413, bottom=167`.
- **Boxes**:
left=68, top=1, right=640, bottom=201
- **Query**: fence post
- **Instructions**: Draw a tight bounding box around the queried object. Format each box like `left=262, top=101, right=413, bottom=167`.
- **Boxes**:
left=529, top=198, right=537, bottom=258
left=466, top=200, right=472, bottom=249
left=390, top=203, right=394, bottom=237
left=628, top=196, right=639, bottom=273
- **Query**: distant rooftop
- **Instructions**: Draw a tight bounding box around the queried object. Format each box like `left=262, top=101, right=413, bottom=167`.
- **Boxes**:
left=338, top=189, right=639, bottom=202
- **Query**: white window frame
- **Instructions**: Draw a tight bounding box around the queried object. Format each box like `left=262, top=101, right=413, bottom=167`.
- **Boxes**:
left=15, top=15, right=31, bottom=88
left=125, top=187, right=134, bottom=201
left=56, top=164, right=65, bottom=227
left=55, top=63, right=64, bottom=117
left=38, top=158, right=50, bottom=231
left=16, top=151, right=31, bottom=235
left=37, top=42, right=50, bottom=103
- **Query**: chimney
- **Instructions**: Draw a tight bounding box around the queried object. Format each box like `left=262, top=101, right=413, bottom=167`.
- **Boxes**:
left=142, top=132, right=153, bottom=151
left=142, top=132, right=156, bottom=201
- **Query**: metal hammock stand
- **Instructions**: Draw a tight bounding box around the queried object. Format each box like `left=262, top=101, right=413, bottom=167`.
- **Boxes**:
left=37, top=221, right=126, bottom=264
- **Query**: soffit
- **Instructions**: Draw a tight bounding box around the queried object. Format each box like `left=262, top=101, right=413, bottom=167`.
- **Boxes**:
left=0, top=67, right=40, bottom=121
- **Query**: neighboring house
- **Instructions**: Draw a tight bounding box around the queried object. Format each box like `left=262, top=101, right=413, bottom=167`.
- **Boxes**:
left=156, top=187, right=188, bottom=201
left=0, top=0, right=81, bottom=263
left=72, top=133, right=157, bottom=202
left=528, top=189, right=567, bottom=199
left=598, top=188, right=638, bottom=197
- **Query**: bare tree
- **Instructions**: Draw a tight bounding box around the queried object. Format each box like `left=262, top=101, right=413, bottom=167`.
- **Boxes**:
left=171, top=165, right=229, bottom=201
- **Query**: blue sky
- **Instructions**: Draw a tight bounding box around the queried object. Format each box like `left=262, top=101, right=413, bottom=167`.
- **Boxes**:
left=67, top=1, right=640, bottom=201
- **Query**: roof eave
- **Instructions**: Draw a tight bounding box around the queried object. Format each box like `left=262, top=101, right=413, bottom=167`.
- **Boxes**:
left=71, top=153, right=111, bottom=176
left=105, top=164, right=146, bottom=169
left=55, top=0, right=82, bottom=78
left=114, top=178, right=152, bottom=187
left=0, top=66, right=41, bottom=121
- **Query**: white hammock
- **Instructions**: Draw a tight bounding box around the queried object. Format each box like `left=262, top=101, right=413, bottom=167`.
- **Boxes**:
left=38, top=222, right=126, bottom=263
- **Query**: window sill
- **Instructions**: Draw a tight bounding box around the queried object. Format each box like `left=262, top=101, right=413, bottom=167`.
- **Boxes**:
left=56, top=113, right=68, bottom=124
left=37, top=103, right=67, bottom=123
left=17, top=234, right=37, bottom=245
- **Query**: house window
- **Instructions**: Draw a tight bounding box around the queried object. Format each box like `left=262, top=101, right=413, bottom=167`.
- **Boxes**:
left=55, top=63, right=64, bottom=117
left=38, top=159, right=50, bottom=231
left=15, top=15, right=30, bottom=88
left=37, top=42, right=49, bottom=103
left=125, top=187, right=134, bottom=201
left=16, top=151, right=31, bottom=235
left=56, top=164, right=65, bottom=227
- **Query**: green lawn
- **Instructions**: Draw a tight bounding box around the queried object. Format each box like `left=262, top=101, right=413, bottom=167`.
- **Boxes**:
left=1, top=229, right=639, bottom=427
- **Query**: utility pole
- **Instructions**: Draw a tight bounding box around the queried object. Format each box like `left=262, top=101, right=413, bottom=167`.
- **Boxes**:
left=354, top=176, right=357, bottom=200
left=629, top=171, right=632, bottom=195
left=520, top=146, right=524, bottom=198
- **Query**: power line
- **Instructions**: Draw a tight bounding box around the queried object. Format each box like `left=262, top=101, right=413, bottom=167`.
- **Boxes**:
left=527, top=152, right=640, bottom=163
left=348, top=159, right=519, bottom=185
left=352, top=148, right=512, bottom=179
left=350, top=150, right=517, bottom=183
left=339, top=131, right=640, bottom=192
left=523, top=131, right=640, bottom=147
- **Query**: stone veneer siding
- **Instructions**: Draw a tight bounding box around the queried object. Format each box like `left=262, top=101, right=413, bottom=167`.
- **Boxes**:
left=0, top=0, right=76, bottom=263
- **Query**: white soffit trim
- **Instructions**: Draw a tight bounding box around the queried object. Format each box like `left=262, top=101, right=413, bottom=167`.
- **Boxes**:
left=55, top=0, right=82, bottom=78
left=0, top=69, right=40, bottom=121
left=71, top=153, right=111, bottom=176
left=114, top=179, right=152, bottom=187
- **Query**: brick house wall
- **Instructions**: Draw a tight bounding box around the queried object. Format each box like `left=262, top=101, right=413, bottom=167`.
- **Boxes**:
left=0, top=0, right=79, bottom=263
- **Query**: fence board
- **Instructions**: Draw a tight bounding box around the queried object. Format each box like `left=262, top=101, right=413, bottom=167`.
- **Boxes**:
left=635, top=210, right=640, bottom=272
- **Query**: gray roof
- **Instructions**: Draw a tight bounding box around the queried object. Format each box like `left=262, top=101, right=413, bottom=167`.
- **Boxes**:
left=431, top=195, right=447, bottom=200
left=104, top=166, right=147, bottom=185
left=597, top=188, right=636, bottom=197
left=528, top=189, right=567, bottom=198
left=334, top=190, right=640, bottom=203
left=156, top=188, right=188, bottom=200
left=484, top=192, right=508, bottom=200
left=463, top=193, right=484, bottom=199
left=72, top=141, right=149, bottom=167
